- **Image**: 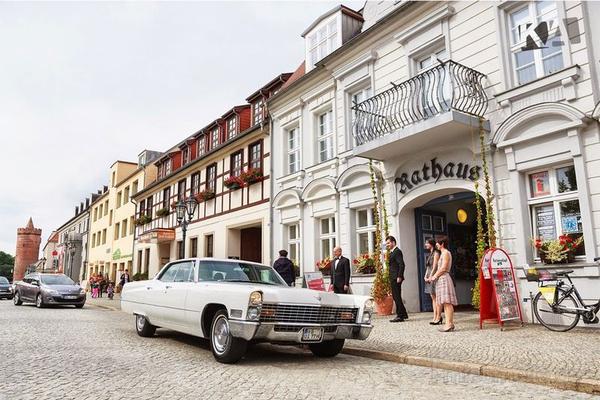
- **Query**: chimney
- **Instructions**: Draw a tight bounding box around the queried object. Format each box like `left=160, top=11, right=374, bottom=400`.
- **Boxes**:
left=103, top=185, right=108, bottom=193
left=75, top=206, right=79, bottom=216
left=85, top=198, right=90, bottom=208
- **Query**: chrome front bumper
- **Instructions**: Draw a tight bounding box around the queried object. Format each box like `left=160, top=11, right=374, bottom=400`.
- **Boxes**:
left=229, top=321, right=373, bottom=343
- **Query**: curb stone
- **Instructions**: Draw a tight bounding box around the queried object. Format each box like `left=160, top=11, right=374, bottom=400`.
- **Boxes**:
left=343, top=347, right=600, bottom=395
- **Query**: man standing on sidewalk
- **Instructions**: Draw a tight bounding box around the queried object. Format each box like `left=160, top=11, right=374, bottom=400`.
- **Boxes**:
left=331, top=247, right=351, bottom=294
left=386, top=236, right=408, bottom=322
left=273, top=250, right=295, bottom=286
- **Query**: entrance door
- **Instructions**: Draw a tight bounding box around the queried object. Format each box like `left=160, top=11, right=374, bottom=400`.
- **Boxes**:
left=240, top=227, right=262, bottom=263
left=414, top=209, right=447, bottom=312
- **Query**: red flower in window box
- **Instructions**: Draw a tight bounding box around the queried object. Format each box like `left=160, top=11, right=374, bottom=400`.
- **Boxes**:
left=240, top=168, right=264, bottom=185
left=224, top=175, right=244, bottom=190
left=194, top=189, right=215, bottom=202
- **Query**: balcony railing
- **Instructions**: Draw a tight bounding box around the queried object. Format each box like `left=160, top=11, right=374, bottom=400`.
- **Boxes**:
left=352, top=60, right=488, bottom=146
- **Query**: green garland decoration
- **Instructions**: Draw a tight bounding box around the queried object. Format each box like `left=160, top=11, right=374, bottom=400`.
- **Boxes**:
left=369, top=160, right=391, bottom=302
left=480, top=117, right=497, bottom=248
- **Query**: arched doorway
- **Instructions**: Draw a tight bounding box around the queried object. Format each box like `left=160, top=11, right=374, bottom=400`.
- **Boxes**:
left=396, top=185, right=486, bottom=313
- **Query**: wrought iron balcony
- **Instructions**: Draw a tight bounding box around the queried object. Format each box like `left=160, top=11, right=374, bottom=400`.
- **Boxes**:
left=352, top=60, right=488, bottom=151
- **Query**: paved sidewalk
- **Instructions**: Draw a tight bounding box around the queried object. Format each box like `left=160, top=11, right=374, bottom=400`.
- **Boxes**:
left=85, top=292, right=121, bottom=311
left=345, top=312, right=600, bottom=393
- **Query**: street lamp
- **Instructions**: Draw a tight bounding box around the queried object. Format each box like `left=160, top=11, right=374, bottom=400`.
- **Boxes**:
left=176, top=197, right=198, bottom=259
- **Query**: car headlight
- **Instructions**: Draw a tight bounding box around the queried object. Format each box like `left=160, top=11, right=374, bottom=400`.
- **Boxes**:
left=362, top=299, right=374, bottom=324
left=249, top=291, right=262, bottom=306
left=47, top=289, right=59, bottom=295
left=364, top=299, right=374, bottom=312
left=247, top=306, right=260, bottom=321
left=79, top=288, right=86, bottom=294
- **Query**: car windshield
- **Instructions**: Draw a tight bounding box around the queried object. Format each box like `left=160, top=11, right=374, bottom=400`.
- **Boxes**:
left=40, top=275, right=75, bottom=286
left=0, top=277, right=8, bottom=284
left=198, top=260, right=287, bottom=286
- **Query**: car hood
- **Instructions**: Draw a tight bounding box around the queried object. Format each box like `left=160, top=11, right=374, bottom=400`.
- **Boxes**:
left=258, top=285, right=369, bottom=308
left=43, top=284, right=82, bottom=293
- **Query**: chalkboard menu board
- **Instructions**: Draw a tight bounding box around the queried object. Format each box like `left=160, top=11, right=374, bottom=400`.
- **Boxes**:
left=479, top=248, right=523, bottom=328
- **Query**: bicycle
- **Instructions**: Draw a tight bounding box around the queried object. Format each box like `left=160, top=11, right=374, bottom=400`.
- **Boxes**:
left=527, top=257, right=600, bottom=332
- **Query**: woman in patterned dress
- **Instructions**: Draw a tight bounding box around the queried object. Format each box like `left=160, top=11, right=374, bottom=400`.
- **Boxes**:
left=424, top=239, right=442, bottom=325
left=427, top=238, right=457, bottom=332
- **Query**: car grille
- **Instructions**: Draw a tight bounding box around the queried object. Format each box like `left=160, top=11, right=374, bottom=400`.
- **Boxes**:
left=273, top=325, right=337, bottom=333
left=260, top=304, right=358, bottom=324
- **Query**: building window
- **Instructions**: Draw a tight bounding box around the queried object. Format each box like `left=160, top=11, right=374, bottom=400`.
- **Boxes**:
left=287, top=223, right=301, bottom=266
left=356, top=208, right=376, bottom=255
left=177, top=241, right=184, bottom=260
left=104, top=200, right=108, bottom=215
left=206, top=164, right=217, bottom=192
left=144, top=248, right=150, bottom=273
left=190, top=237, right=198, bottom=258
left=351, top=87, right=372, bottom=142
left=177, top=179, right=187, bottom=201
left=319, top=216, right=336, bottom=259
left=165, top=159, right=172, bottom=176
left=252, top=98, right=264, bottom=125
left=205, top=234, right=214, bottom=257
left=191, top=172, right=200, bottom=196
left=308, top=18, right=337, bottom=66
left=508, top=1, right=563, bottom=85
left=122, top=219, right=128, bottom=237
left=93, top=207, right=98, bottom=222
left=132, top=180, right=139, bottom=195
left=91, top=233, right=96, bottom=248
left=146, top=196, right=153, bottom=217
left=137, top=250, right=143, bottom=274
left=317, top=110, right=334, bottom=163
left=528, top=164, right=585, bottom=258
left=124, top=186, right=130, bottom=205
left=109, top=210, right=113, bottom=225
left=182, top=146, right=190, bottom=165
left=102, top=229, right=107, bottom=245
left=416, top=47, right=448, bottom=72
left=96, top=231, right=101, bottom=247
left=116, top=192, right=122, bottom=209
left=230, top=151, right=243, bottom=177
left=210, top=128, right=219, bottom=150
left=288, top=127, right=301, bottom=174
left=114, top=222, right=120, bottom=240
left=129, top=216, right=135, bottom=235
left=227, top=117, right=237, bottom=140
left=249, top=141, right=262, bottom=171
left=139, top=200, right=146, bottom=217
left=197, top=136, right=206, bottom=157
left=162, top=187, right=171, bottom=209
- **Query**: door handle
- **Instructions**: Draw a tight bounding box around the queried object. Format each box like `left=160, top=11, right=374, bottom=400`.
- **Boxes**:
left=146, top=287, right=152, bottom=290
left=165, top=285, right=173, bottom=289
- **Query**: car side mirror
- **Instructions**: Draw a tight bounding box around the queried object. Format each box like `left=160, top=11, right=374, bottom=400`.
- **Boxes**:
left=32, top=281, right=39, bottom=286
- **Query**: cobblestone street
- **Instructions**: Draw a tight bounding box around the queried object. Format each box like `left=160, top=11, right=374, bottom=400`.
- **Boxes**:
left=0, top=300, right=597, bottom=400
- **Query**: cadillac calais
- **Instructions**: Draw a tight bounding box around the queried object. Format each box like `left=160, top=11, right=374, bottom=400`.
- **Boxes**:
left=121, top=258, right=374, bottom=363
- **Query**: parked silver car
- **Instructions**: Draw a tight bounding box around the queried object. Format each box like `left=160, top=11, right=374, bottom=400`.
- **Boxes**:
left=13, top=273, right=86, bottom=308
left=0, top=277, right=13, bottom=300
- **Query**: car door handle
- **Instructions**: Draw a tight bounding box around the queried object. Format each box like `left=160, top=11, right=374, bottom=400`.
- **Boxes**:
left=146, top=286, right=152, bottom=290
left=165, top=285, right=173, bottom=289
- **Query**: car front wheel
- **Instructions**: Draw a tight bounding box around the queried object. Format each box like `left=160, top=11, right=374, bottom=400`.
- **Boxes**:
left=210, top=310, right=247, bottom=364
left=13, top=291, right=22, bottom=306
left=35, top=294, right=45, bottom=308
left=135, top=314, right=156, bottom=337
left=309, top=339, right=345, bottom=358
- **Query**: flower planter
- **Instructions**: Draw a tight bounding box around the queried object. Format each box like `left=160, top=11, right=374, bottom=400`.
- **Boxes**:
left=135, top=215, right=152, bottom=226
left=156, top=208, right=170, bottom=217
left=375, top=295, right=394, bottom=316
left=240, top=169, right=265, bottom=185
left=225, top=183, right=242, bottom=190
left=195, top=190, right=215, bottom=202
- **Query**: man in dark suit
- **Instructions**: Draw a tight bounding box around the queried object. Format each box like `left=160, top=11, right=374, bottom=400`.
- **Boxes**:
left=386, top=236, right=408, bottom=322
left=330, top=247, right=351, bottom=294
left=272, top=250, right=295, bottom=286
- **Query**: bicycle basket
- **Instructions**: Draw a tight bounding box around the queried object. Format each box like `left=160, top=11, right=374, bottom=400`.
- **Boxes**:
left=525, top=268, right=554, bottom=282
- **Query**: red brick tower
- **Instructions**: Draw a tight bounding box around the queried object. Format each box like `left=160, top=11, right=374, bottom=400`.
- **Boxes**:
left=14, top=218, right=42, bottom=281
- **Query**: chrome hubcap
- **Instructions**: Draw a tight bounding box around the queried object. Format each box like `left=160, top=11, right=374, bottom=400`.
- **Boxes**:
left=136, top=315, right=145, bottom=331
left=36, top=296, right=41, bottom=307
left=212, top=316, right=230, bottom=355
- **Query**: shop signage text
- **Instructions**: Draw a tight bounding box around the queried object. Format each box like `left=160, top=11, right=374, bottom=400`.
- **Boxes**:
left=396, top=158, right=481, bottom=194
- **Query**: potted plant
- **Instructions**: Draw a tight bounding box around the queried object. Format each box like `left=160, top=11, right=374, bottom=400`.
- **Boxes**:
left=353, top=253, right=376, bottom=274
left=224, top=175, right=245, bottom=190
left=134, top=214, right=152, bottom=226
left=316, top=256, right=332, bottom=275
left=156, top=207, right=170, bottom=217
left=195, top=189, right=215, bottom=202
left=240, top=168, right=264, bottom=185
left=533, top=235, right=583, bottom=264
left=292, top=260, right=300, bottom=278
left=170, top=201, right=178, bottom=210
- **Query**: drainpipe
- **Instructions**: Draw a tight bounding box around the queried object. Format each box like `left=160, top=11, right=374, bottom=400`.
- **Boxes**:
left=268, top=114, right=274, bottom=269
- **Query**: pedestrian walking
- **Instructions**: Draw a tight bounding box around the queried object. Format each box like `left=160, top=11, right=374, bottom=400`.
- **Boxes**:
left=272, top=250, right=296, bottom=286
left=427, top=238, right=457, bottom=332
left=107, top=282, right=114, bottom=300
left=330, top=247, right=351, bottom=294
left=386, top=235, right=408, bottom=322
left=424, top=239, right=442, bottom=325
left=119, top=269, right=130, bottom=290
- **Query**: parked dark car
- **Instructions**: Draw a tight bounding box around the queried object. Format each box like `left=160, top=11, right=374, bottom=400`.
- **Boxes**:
left=0, top=277, right=13, bottom=300
left=13, top=273, right=85, bottom=308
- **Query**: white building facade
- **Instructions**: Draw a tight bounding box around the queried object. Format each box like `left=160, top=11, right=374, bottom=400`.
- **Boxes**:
left=270, top=0, right=600, bottom=319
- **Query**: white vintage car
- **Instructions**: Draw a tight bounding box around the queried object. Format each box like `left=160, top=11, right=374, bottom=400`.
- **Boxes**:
left=121, top=258, right=374, bottom=363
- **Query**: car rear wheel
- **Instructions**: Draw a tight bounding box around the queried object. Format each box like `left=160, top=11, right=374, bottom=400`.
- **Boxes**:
left=309, top=339, right=345, bottom=358
left=75, top=303, right=85, bottom=309
left=13, top=291, right=22, bottom=306
left=135, top=314, right=156, bottom=337
left=210, top=310, right=247, bottom=364
left=35, top=294, right=45, bottom=308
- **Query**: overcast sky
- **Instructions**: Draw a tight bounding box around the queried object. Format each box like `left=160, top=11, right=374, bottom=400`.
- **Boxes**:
left=0, top=0, right=366, bottom=255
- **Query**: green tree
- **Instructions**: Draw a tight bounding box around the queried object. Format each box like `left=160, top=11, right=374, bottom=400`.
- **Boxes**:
left=0, top=251, right=14, bottom=266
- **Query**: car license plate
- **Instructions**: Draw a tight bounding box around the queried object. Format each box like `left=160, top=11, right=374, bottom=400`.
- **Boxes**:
left=64, top=295, right=78, bottom=300
left=301, top=327, right=323, bottom=342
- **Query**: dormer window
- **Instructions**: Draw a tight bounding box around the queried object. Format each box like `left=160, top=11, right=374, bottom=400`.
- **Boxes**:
left=182, top=146, right=190, bottom=165
left=227, top=117, right=237, bottom=140
left=252, top=98, right=264, bottom=125
left=210, top=127, right=219, bottom=150
left=165, top=159, right=172, bottom=176
left=197, top=135, right=206, bottom=157
left=307, top=18, right=338, bottom=67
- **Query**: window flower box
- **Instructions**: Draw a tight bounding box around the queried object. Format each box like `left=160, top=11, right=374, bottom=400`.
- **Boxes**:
left=156, top=207, right=170, bottom=217
left=316, top=257, right=332, bottom=274
left=533, top=235, right=583, bottom=264
left=240, top=168, right=264, bottom=185
left=194, top=189, right=215, bottom=202
left=353, top=253, right=376, bottom=274
left=134, top=215, right=152, bottom=226
left=224, top=176, right=244, bottom=190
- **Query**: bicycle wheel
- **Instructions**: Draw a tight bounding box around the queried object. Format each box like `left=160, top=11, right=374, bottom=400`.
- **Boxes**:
left=533, top=289, right=580, bottom=332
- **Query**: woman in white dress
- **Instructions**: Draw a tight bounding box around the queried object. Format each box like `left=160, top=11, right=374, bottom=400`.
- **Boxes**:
left=426, top=238, right=457, bottom=332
